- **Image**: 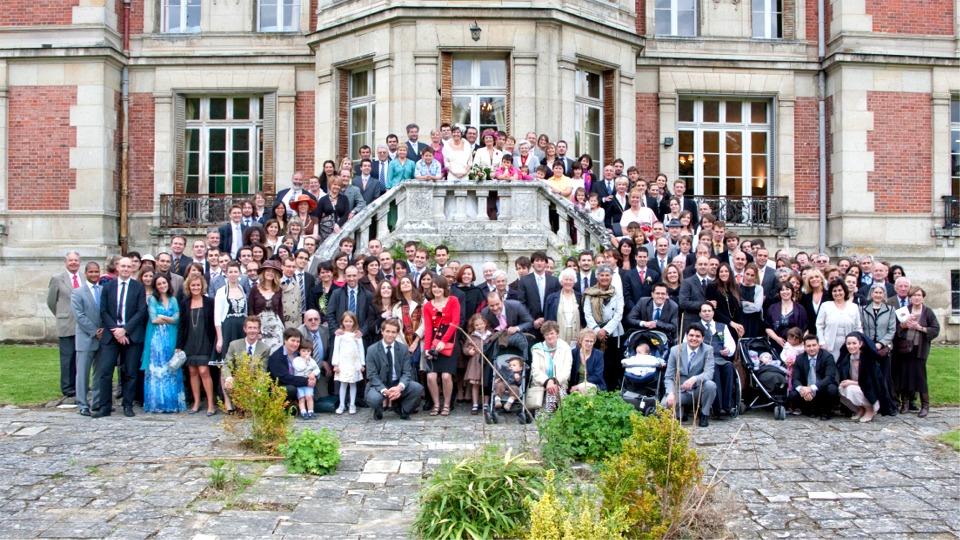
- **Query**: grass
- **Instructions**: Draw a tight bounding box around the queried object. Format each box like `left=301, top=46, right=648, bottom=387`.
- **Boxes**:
left=928, top=347, right=960, bottom=406
left=938, top=430, right=960, bottom=451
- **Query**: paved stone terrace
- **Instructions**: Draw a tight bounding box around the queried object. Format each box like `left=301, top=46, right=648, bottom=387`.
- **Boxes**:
left=0, top=404, right=957, bottom=539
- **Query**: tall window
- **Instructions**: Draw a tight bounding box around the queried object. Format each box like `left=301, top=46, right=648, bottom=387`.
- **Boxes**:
left=163, top=0, right=201, bottom=33
left=952, top=270, right=960, bottom=315
left=655, top=0, right=697, bottom=36
left=349, top=70, right=376, bottom=160
left=258, top=0, right=300, bottom=32
left=184, top=97, right=264, bottom=194
left=452, top=58, right=507, bottom=134
left=676, top=98, right=773, bottom=198
left=574, top=69, right=603, bottom=168
left=951, top=97, right=959, bottom=196
left=752, top=0, right=783, bottom=39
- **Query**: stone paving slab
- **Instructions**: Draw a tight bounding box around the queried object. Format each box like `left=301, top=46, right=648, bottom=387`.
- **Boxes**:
left=0, top=403, right=957, bottom=538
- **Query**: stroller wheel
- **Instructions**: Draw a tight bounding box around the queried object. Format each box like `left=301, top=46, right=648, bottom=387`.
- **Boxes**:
left=491, top=411, right=500, bottom=424
left=774, top=405, right=786, bottom=420
left=643, top=404, right=657, bottom=417
left=484, top=411, right=493, bottom=424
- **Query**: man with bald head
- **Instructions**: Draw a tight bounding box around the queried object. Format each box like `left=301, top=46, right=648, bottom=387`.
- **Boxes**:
left=93, top=257, right=147, bottom=418
left=298, top=309, right=331, bottom=397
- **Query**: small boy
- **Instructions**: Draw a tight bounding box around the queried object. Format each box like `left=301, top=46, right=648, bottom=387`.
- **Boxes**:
left=493, top=357, right=525, bottom=412
left=293, top=338, right=321, bottom=419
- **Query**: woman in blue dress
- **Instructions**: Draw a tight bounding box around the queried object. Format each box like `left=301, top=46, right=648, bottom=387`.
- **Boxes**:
left=141, top=274, right=186, bottom=413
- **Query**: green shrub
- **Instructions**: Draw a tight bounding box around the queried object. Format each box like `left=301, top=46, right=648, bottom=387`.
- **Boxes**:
left=279, top=427, right=341, bottom=476
left=599, top=409, right=703, bottom=538
left=413, top=446, right=544, bottom=540
left=221, top=353, right=292, bottom=455
left=538, top=391, right=638, bottom=467
left=527, top=470, right=630, bottom=540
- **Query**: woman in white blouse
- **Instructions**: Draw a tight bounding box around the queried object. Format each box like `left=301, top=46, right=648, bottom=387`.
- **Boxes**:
left=816, top=278, right=863, bottom=361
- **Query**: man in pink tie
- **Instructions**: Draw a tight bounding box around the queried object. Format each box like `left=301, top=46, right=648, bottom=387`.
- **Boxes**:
left=480, top=292, right=533, bottom=364
left=48, top=251, right=82, bottom=399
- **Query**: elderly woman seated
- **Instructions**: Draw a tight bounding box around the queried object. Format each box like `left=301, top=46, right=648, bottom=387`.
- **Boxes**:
left=525, top=320, right=573, bottom=416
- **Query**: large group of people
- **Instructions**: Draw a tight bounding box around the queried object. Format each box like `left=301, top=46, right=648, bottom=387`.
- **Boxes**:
left=47, top=124, right=942, bottom=426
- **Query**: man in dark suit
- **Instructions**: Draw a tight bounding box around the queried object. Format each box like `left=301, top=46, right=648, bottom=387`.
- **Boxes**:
left=647, top=183, right=668, bottom=222
left=605, top=178, right=630, bottom=235
left=625, top=283, right=678, bottom=336
left=325, top=266, right=375, bottom=349
left=293, top=250, right=317, bottom=314
left=404, top=123, right=428, bottom=162
left=170, top=235, right=192, bottom=277
left=671, top=179, right=699, bottom=228
left=755, top=247, right=778, bottom=305
left=272, top=171, right=316, bottom=217
left=857, top=263, right=895, bottom=301
left=555, top=140, right=574, bottom=176
left=93, top=257, right=147, bottom=418
left=218, top=205, right=247, bottom=260
left=679, top=257, right=712, bottom=327
left=71, top=261, right=103, bottom=416
left=517, top=252, right=560, bottom=337
left=590, top=163, right=618, bottom=209
left=364, top=319, right=424, bottom=420
left=621, top=249, right=659, bottom=315
left=886, top=277, right=912, bottom=310
left=481, top=291, right=533, bottom=363
left=662, top=323, right=715, bottom=427
left=266, top=328, right=315, bottom=404
left=789, top=334, right=839, bottom=420
left=47, top=251, right=81, bottom=399
left=353, top=159, right=383, bottom=204
left=573, top=251, right=597, bottom=296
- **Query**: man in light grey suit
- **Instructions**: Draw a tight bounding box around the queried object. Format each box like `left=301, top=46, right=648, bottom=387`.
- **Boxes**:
left=70, top=261, right=103, bottom=416
left=48, top=251, right=82, bottom=398
left=364, top=319, right=424, bottom=420
left=222, top=316, right=272, bottom=397
left=662, top=323, right=716, bottom=427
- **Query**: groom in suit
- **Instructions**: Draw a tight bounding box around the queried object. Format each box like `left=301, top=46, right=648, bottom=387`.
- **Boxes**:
left=93, top=257, right=147, bottom=418
left=364, top=319, right=424, bottom=420
left=70, top=261, right=103, bottom=416
left=662, top=323, right=716, bottom=427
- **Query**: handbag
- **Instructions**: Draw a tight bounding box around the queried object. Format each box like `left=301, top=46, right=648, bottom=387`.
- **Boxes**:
left=168, top=350, right=187, bottom=371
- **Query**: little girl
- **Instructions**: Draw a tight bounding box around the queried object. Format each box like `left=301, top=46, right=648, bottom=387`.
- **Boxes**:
left=293, top=339, right=321, bottom=419
left=571, top=187, right=588, bottom=212
left=332, top=311, right=366, bottom=415
left=461, top=314, right=493, bottom=415
left=780, top=327, right=804, bottom=414
left=587, top=192, right=605, bottom=223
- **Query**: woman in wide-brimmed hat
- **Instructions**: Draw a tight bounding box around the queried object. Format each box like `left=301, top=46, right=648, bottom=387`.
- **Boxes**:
left=291, top=194, right=319, bottom=240
left=249, top=259, right=285, bottom=353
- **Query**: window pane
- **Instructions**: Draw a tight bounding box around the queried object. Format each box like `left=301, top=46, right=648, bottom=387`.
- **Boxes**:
left=678, top=9, right=696, bottom=36
left=351, top=106, right=368, bottom=139
left=209, top=98, right=227, bottom=120
left=167, top=0, right=181, bottom=31
left=678, top=100, right=694, bottom=122
left=751, top=101, right=767, bottom=123
left=186, top=0, right=201, bottom=30
left=725, top=101, right=742, bottom=123
left=452, top=96, right=472, bottom=125
left=726, top=175, right=742, bottom=196
left=726, top=155, right=742, bottom=180
left=703, top=177, right=720, bottom=196
left=453, top=60, right=471, bottom=87
left=584, top=106, right=601, bottom=134
left=479, top=60, right=506, bottom=87
left=951, top=99, right=959, bottom=123
left=726, top=132, right=742, bottom=154
left=582, top=72, right=601, bottom=99
left=233, top=98, right=250, bottom=120
left=703, top=130, right=719, bottom=153
left=479, top=96, right=506, bottom=132
left=751, top=131, right=767, bottom=153
left=186, top=97, right=200, bottom=120
left=260, top=0, right=278, bottom=30
left=655, top=7, right=671, bottom=34
left=351, top=71, right=369, bottom=98
left=283, top=0, right=298, bottom=30
left=703, top=101, right=720, bottom=123
left=233, top=128, right=250, bottom=151
left=185, top=128, right=200, bottom=193
left=704, top=154, right=719, bottom=177
left=678, top=130, right=695, bottom=153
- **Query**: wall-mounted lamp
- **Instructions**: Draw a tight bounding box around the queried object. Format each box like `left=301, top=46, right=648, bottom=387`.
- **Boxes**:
left=663, top=137, right=674, bottom=147
left=470, top=21, right=481, bottom=42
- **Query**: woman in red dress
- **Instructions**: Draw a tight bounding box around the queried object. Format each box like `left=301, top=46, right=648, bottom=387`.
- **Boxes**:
left=423, top=275, right=461, bottom=417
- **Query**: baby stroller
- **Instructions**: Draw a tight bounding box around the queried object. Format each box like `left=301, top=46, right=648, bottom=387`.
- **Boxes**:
left=620, top=330, right=669, bottom=416
left=484, top=346, right=532, bottom=425
left=738, top=337, right=789, bottom=420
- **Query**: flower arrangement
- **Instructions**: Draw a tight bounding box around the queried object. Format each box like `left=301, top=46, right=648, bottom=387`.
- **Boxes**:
left=467, top=163, right=492, bottom=183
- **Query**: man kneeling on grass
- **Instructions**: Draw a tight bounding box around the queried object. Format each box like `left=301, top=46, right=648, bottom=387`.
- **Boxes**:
left=364, top=318, right=424, bottom=421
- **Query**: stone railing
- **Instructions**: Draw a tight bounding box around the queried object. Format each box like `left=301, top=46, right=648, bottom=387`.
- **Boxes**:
left=317, top=180, right=613, bottom=260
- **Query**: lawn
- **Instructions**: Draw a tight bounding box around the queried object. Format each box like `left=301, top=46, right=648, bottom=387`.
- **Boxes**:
left=928, top=347, right=960, bottom=406
left=938, top=429, right=960, bottom=451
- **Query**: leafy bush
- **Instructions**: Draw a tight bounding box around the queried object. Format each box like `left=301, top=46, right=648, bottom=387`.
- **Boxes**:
left=279, top=427, right=341, bottom=476
left=599, top=408, right=704, bottom=538
left=538, top=391, right=638, bottom=466
left=413, top=446, right=544, bottom=540
left=527, top=470, right=630, bottom=540
left=221, top=353, right=292, bottom=455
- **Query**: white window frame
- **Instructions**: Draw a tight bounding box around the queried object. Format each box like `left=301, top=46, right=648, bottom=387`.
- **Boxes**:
left=258, top=0, right=301, bottom=32
left=574, top=69, right=604, bottom=169
left=752, top=0, right=783, bottom=39
left=655, top=0, right=697, bottom=37
left=452, top=57, right=508, bottom=134
left=162, top=0, right=201, bottom=34
left=676, top=98, right=774, bottom=198
left=184, top=96, right=264, bottom=195
left=348, top=69, right=376, bottom=160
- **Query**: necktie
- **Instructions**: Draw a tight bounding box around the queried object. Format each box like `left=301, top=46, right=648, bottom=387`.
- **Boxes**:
left=582, top=276, right=589, bottom=291
left=313, top=332, right=322, bottom=361
left=92, top=284, right=101, bottom=308
left=117, top=281, right=126, bottom=325
left=708, top=322, right=714, bottom=336
left=288, top=357, right=294, bottom=375
left=639, top=269, right=644, bottom=282
left=173, top=257, right=181, bottom=274
left=362, top=177, right=368, bottom=190
left=348, top=289, right=357, bottom=313
left=386, top=344, right=395, bottom=384
left=659, top=259, right=665, bottom=272
left=378, top=163, right=386, bottom=192
left=606, top=181, right=612, bottom=193
left=736, top=274, right=742, bottom=285
left=808, top=357, right=817, bottom=386
left=701, top=278, right=707, bottom=289
left=297, top=273, right=306, bottom=310
left=72, top=274, right=79, bottom=288
left=497, top=311, right=507, bottom=331
left=654, top=306, right=661, bottom=321
left=537, top=275, right=545, bottom=310
left=900, top=298, right=906, bottom=308
left=247, top=344, right=253, bottom=355
left=687, top=349, right=694, bottom=373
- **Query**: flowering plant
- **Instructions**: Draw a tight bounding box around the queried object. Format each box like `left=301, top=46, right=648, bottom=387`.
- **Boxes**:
left=467, top=163, right=492, bottom=183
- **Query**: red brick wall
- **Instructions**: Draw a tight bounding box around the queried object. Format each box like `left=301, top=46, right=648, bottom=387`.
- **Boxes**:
left=295, top=91, right=315, bottom=175
left=635, top=0, right=645, bottom=35
left=866, top=92, right=932, bottom=213
left=825, top=95, right=832, bottom=215
left=0, top=0, right=79, bottom=26
left=308, top=0, right=317, bottom=33
left=130, top=0, right=144, bottom=34
left=8, top=87, right=77, bottom=211
left=129, top=93, right=155, bottom=212
left=793, top=98, right=820, bottom=214
left=634, top=93, right=659, bottom=181
left=867, top=0, right=954, bottom=35
left=806, top=0, right=819, bottom=42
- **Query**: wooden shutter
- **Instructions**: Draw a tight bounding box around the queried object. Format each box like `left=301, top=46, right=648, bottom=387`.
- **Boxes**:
left=173, top=94, right=185, bottom=193
left=262, top=92, right=277, bottom=193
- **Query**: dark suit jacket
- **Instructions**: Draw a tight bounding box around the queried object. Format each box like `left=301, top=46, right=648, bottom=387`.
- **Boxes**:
left=569, top=347, right=607, bottom=391
left=405, top=141, right=428, bottom=162
left=556, top=156, right=574, bottom=177
left=792, top=349, right=838, bottom=391
left=678, top=274, right=710, bottom=323
left=365, top=339, right=414, bottom=393
left=352, top=175, right=383, bottom=204
left=517, top=272, right=560, bottom=320
left=171, top=255, right=193, bottom=277
left=717, top=249, right=754, bottom=267
left=757, top=266, right=778, bottom=305
left=625, top=297, right=679, bottom=336
left=857, top=282, right=895, bottom=304
left=677, top=196, right=699, bottom=227
left=99, top=278, right=147, bottom=344
left=267, top=346, right=311, bottom=388
left=325, top=285, right=375, bottom=347
left=604, top=194, right=628, bottom=233
left=176, top=296, right=217, bottom=350
left=621, top=267, right=660, bottom=314
left=590, top=178, right=617, bottom=203
left=572, top=272, right=597, bottom=295
left=217, top=221, right=248, bottom=259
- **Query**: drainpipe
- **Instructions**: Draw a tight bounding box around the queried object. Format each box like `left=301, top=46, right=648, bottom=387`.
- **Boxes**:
left=119, top=0, right=131, bottom=254
left=817, top=0, right=827, bottom=254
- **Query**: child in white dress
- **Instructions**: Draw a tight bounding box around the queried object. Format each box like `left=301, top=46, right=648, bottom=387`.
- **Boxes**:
left=333, top=311, right=366, bottom=415
left=293, top=339, right=321, bottom=419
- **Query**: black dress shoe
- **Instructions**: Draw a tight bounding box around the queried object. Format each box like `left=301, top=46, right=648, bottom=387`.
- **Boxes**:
left=123, top=407, right=135, bottom=417
left=698, top=415, right=709, bottom=427
left=681, top=413, right=689, bottom=422
left=90, top=409, right=109, bottom=418
left=373, top=408, right=383, bottom=420
left=819, top=413, right=831, bottom=421
left=399, top=409, right=411, bottom=421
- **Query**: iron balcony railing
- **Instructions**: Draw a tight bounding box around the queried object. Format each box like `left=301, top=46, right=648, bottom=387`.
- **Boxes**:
left=943, top=196, right=959, bottom=229
left=695, top=196, right=790, bottom=230
left=159, top=193, right=274, bottom=229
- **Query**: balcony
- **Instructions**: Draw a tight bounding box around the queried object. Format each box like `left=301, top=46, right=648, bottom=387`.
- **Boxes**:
left=944, top=196, right=960, bottom=229
left=695, top=196, right=790, bottom=231
left=159, top=193, right=274, bottom=230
